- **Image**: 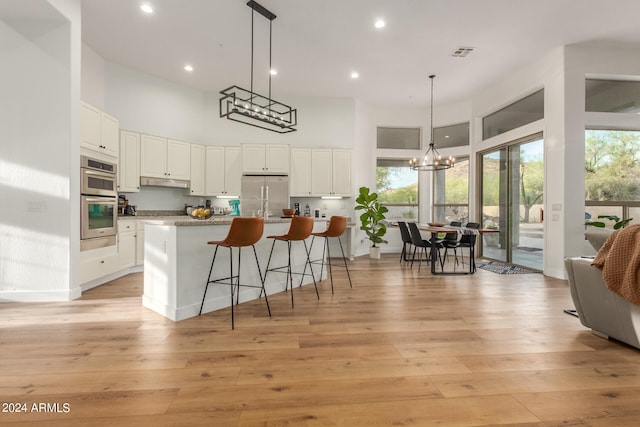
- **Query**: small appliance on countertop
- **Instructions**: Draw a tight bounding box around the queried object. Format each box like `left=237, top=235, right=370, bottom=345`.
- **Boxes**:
left=118, top=194, right=137, bottom=216
left=124, top=204, right=137, bottom=216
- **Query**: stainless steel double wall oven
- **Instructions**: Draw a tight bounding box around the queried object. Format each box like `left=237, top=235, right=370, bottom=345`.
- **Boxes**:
left=80, top=155, right=118, bottom=251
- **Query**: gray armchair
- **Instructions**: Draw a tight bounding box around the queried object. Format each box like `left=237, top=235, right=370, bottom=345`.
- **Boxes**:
left=564, top=227, right=640, bottom=349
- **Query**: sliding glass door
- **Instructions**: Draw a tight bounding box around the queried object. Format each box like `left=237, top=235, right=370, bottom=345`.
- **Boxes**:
left=480, top=135, right=544, bottom=270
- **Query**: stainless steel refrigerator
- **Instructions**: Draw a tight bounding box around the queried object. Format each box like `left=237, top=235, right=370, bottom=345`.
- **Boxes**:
left=240, top=175, right=289, bottom=217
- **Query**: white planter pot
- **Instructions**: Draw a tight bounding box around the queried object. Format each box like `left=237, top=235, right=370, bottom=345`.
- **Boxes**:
left=369, top=246, right=381, bottom=259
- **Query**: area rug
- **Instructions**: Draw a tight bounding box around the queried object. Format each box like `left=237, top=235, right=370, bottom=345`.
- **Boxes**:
left=476, top=261, right=537, bottom=274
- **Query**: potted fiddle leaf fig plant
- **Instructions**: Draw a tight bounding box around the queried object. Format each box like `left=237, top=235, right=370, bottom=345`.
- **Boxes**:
left=355, top=186, right=388, bottom=259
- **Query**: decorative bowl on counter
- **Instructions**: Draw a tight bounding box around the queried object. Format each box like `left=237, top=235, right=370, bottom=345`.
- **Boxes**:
left=282, top=208, right=296, bottom=217
left=427, top=222, right=445, bottom=227
left=189, top=208, right=213, bottom=220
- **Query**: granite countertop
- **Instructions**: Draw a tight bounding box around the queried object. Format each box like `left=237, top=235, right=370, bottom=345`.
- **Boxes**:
left=120, top=215, right=330, bottom=226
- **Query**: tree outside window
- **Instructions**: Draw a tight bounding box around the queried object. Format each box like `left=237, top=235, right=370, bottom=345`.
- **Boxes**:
left=376, top=159, right=418, bottom=221
left=434, top=157, right=469, bottom=223
left=585, top=129, right=640, bottom=227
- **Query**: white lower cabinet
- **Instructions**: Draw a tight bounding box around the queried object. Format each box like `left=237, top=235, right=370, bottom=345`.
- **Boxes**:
left=79, top=248, right=119, bottom=284
left=118, top=221, right=136, bottom=269
left=136, top=222, right=145, bottom=266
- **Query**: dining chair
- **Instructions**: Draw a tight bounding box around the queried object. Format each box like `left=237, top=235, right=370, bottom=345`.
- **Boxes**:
left=459, top=222, right=481, bottom=272
left=442, top=221, right=463, bottom=266
left=397, top=221, right=413, bottom=263
left=407, top=222, right=442, bottom=272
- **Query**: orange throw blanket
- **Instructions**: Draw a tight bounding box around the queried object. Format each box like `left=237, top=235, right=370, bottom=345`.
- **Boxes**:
left=591, top=224, right=640, bottom=306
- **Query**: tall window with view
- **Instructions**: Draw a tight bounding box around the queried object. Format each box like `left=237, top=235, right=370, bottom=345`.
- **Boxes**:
left=376, top=159, right=418, bottom=221
left=585, top=130, right=640, bottom=226
left=433, top=157, right=469, bottom=223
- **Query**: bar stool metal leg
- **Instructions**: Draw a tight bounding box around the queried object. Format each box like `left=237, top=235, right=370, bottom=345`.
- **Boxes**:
left=199, top=217, right=270, bottom=330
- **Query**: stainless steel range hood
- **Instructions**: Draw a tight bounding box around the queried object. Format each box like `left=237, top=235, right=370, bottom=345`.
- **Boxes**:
left=140, top=176, right=190, bottom=189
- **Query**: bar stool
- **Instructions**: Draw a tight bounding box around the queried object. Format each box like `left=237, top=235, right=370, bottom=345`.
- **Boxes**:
left=309, top=216, right=352, bottom=294
left=199, top=217, right=270, bottom=329
left=263, top=216, right=318, bottom=308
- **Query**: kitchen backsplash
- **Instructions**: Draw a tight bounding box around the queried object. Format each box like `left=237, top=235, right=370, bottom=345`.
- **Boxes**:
left=121, top=188, right=354, bottom=220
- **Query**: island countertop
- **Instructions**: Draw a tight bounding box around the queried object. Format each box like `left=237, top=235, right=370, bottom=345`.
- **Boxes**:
left=121, top=215, right=329, bottom=226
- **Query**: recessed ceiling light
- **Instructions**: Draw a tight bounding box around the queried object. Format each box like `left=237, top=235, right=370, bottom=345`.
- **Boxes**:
left=374, top=19, right=385, bottom=29
left=140, top=3, right=154, bottom=14
left=270, top=69, right=278, bottom=76
left=445, top=135, right=450, bottom=138
left=351, top=72, right=359, bottom=79
left=184, top=64, right=194, bottom=72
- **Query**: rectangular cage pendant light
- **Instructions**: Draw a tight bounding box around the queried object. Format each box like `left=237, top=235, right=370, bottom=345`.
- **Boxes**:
left=219, top=86, right=297, bottom=133
left=219, top=0, right=297, bottom=133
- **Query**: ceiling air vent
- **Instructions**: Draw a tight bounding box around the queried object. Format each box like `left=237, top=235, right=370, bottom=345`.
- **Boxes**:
left=451, top=47, right=475, bottom=58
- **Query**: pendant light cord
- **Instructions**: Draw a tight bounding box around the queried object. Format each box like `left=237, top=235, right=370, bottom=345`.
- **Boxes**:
left=250, top=9, right=254, bottom=105
left=268, top=20, right=272, bottom=111
left=429, top=74, right=435, bottom=145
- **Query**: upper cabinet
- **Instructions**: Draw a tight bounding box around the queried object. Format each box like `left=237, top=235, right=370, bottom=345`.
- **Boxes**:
left=189, top=144, right=206, bottom=196
left=119, top=130, right=141, bottom=193
left=331, top=149, right=352, bottom=196
left=242, top=144, right=289, bottom=174
left=290, top=148, right=312, bottom=196
left=81, top=101, right=119, bottom=158
left=140, top=134, right=190, bottom=180
left=205, top=146, right=241, bottom=196
left=310, top=148, right=352, bottom=197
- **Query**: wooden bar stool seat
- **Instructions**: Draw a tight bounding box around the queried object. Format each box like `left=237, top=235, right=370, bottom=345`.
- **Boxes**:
left=199, top=217, right=270, bottom=329
left=263, top=216, right=318, bottom=307
left=310, top=216, right=353, bottom=293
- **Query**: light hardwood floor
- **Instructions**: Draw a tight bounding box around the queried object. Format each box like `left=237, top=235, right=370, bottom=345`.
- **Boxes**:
left=1, top=255, right=640, bottom=426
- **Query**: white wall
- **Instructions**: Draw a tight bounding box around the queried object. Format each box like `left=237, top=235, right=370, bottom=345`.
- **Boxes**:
left=81, top=43, right=105, bottom=108
left=93, top=59, right=362, bottom=213
left=104, top=62, right=206, bottom=143
left=0, top=0, right=81, bottom=301
left=469, top=45, right=640, bottom=279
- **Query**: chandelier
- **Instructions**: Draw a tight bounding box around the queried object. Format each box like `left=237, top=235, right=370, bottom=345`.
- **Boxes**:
left=410, top=75, right=454, bottom=171
left=219, top=1, right=297, bottom=133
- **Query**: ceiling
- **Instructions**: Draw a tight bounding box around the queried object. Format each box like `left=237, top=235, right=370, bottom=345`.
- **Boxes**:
left=77, top=0, right=640, bottom=108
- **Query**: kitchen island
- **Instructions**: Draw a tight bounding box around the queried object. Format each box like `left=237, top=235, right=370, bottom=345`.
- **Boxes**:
left=142, top=217, right=327, bottom=321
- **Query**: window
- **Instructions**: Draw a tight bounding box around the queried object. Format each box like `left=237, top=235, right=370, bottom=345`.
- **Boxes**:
left=585, top=130, right=640, bottom=201
left=483, top=90, right=544, bottom=139
left=433, top=122, right=469, bottom=148
left=585, top=129, right=640, bottom=226
left=586, top=79, right=640, bottom=113
left=433, top=157, right=469, bottom=223
left=376, top=159, right=418, bottom=221
left=376, top=127, right=421, bottom=149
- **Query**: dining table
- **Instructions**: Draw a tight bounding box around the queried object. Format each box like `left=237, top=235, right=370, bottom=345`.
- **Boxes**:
left=416, top=224, right=481, bottom=275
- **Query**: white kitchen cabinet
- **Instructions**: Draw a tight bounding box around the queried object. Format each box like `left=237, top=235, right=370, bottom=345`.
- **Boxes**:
left=189, top=144, right=206, bottom=196
left=119, top=131, right=141, bottom=192
left=206, top=146, right=241, bottom=196
left=136, top=221, right=145, bottom=266
left=311, top=148, right=333, bottom=196
left=117, top=220, right=136, bottom=269
left=140, top=134, right=191, bottom=180
left=290, top=148, right=312, bottom=196
left=79, top=247, right=119, bottom=284
left=331, top=149, right=352, bottom=196
left=81, top=101, right=119, bottom=158
left=167, top=139, right=191, bottom=180
left=241, top=144, right=289, bottom=173
left=224, top=147, right=242, bottom=195
left=311, top=148, right=352, bottom=197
